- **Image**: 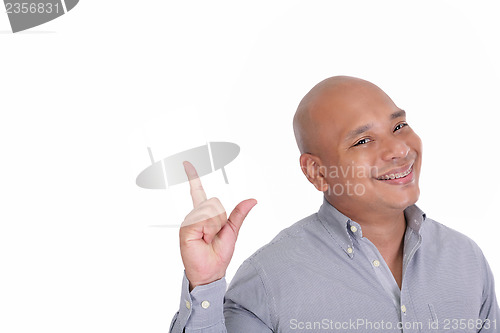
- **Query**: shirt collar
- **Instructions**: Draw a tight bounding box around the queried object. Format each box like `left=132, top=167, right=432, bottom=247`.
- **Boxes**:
left=317, top=196, right=426, bottom=258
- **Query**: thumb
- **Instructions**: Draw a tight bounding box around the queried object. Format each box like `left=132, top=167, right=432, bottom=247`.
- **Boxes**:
left=219, top=199, right=257, bottom=241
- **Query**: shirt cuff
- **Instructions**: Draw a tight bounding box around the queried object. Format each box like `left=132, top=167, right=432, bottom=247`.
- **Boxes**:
left=178, top=271, right=227, bottom=331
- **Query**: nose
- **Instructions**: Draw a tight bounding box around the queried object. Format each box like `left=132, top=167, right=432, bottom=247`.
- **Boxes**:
left=380, top=136, right=410, bottom=161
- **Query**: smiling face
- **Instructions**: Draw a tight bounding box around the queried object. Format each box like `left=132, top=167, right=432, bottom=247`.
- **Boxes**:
left=294, top=76, right=422, bottom=216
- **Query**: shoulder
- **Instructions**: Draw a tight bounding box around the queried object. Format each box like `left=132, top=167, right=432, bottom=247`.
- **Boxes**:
left=246, top=212, right=322, bottom=263
left=225, top=212, right=323, bottom=321
left=230, top=211, right=329, bottom=282
left=421, top=216, right=487, bottom=265
left=419, top=216, right=495, bottom=297
left=423, top=217, right=479, bottom=247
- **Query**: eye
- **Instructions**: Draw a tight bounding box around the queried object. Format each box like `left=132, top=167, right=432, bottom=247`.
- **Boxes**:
left=394, top=122, right=408, bottom=132
left=353, top=137, right=372, bottom=147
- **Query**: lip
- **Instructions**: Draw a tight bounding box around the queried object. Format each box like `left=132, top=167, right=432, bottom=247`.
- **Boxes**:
left=375, top=163, right=415, bottom=185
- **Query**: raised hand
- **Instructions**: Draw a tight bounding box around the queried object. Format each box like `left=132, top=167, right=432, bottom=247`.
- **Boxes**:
left=179, top=161, right=257, bottom=291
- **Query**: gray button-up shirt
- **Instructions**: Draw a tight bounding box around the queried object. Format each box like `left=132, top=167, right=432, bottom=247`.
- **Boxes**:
left=170, top=197, right=499, bottom=332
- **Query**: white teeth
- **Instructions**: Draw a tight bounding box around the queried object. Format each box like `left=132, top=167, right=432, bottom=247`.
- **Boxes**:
left=378, top=166, right=412, bottom=180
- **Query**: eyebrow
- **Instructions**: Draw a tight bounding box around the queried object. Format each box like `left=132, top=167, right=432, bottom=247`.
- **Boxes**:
left=390, top=109, right=406, bottom=120
left=344, top=109, right=406, bottom=143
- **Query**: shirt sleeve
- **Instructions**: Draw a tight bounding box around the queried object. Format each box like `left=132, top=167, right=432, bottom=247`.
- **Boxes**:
left=169, top=271, right=227, bottom=333
left=224, top=259, right=274, bottom=332
left=169, top=262, right=274, bottom=333
left=478, top=253, right=500, bottom=332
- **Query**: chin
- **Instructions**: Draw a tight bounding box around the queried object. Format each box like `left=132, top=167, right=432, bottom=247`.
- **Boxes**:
left=389, top=190, right=420, bottom=210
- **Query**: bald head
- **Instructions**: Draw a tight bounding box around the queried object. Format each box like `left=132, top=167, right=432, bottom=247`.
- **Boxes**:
left=292, top=75, right=421, bottom=215
left=293, top=76, right=394, bottom=155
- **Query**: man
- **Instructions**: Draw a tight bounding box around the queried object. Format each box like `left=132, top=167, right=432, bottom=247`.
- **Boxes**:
left=169, top=76, right=499, bottom=332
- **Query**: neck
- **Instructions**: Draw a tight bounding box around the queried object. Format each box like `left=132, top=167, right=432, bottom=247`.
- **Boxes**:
left=353, top=209, right=407, bottom=251
left=326, top=197, right=408, bottom=289
left=328, top=197, right=407, bottom=248
left=330, top=201, right=406, bottom=261
left=333, top=201, right=407, bottom=289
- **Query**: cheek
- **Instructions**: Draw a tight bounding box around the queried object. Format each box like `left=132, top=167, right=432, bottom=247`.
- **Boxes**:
left=331, top=160, right=377, bottom=184
left=408, top=132, right=423, bottom=172
left=408, top=130, right=423, bottom=153
left=331, top=148, right=379, bottom=185
left=346, top=153, right=378, bottom=178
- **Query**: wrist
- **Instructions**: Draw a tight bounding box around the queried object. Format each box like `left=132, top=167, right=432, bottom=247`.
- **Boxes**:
left=188, top=274, right=225, bottom=292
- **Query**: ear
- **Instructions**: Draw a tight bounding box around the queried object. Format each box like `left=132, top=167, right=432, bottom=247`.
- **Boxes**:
left=299, top=154, right=329, bottom=192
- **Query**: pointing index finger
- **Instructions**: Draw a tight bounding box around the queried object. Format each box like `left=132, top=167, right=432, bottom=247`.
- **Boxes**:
left=183, top=161, right=207, bottom=208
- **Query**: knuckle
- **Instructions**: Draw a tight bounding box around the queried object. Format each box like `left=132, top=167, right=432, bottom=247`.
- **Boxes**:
left=205, top=219, right=219, bottom=230
left=183, top=210, right=193, bottom=221
left=207, top=197, right=221, bottom=205
left=209, top=204, right=219, bottom=217
left=207, top=198, right=225, bottom=214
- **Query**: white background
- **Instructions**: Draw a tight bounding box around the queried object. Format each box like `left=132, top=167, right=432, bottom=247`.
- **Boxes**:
left=1, top=1, right=499, bottom=332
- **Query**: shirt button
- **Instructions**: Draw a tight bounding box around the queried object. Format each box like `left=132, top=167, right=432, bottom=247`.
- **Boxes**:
left=350, top=226, right=358, bottom=233
left=201, top=300, right=210, bottom=309
left=401, top=305, right=407, bottom=313
left=347, top=247, right=353, bottom=254
left=185, top=300, right=191, bottom=309
left=372, top=260, right=380, bottom=267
